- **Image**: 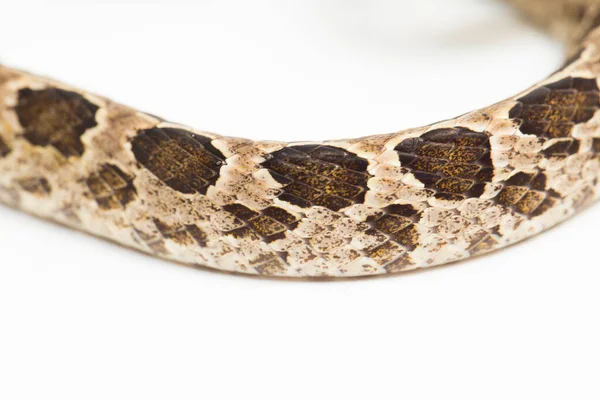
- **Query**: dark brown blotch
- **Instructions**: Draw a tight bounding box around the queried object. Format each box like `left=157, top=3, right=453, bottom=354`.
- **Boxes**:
left=185, top=225, right=209, bottom=247
left=385, top=203, right=420, bottom=218
left=394, top=127, right=492, bottom=199
left=395, top=137, right=423, bottom=153
left=496, top=186, right=529, bottom=207
left=222, top=203, right=259, bottom=220
left=372, top=214, right=412, bottom=234
left=415, top=142, right=453, bottom=159
left=165, top=229, right=197, bottom=246
left=148, top=220, right=209, bottom=248
left=546, top=89, right=577, bottom=107
left=312, top=193, right=354, bottom=211
left=520, top=104, right=550, bottom=121
left=283, top=181, right=323, bottom=202
left=592, top=138, right=600, bottom=153
left=530, top=197, right=559, bottom=217
left=433, top=192, right=465, bottom=202
left=0, top=137, right=11, bottom=158
left=331, top=168, right=371, bottom=189
left=420, top=128, right=489, bottom=147
left=246, top=215, right=286, bottom=237
left=413, top=171, right=441, bottom=186
left=368, top=241, right=406, bottom=266
left=530, top=173, right=547, bottom=191
left=505, top=171, right=536, bottom=187
left=389, top=224, right=420, bottom=251
left=255, top=258, right=288, bottom=275
left=466, top=183, right=486, bottom=198
left=547, top=122, right=574, bottom=138
left=261, top=206, right=299, bottom=225
left=278, top=193, right=311, bottom=208
left=442, top=163, right=481, bottom=179
left=518, top=87, right=551, bottom=105
left=131, top=127, right=225, bottom=195
left=510, top=77, right=599, bottom=138
left=384, top=253, right=415, bottom=273
left=542, top=139, right=580, bottom=156
left=475, top=167, right=494, bottom=182
left=229, top=226, right=261, bottom=241
left=261, top=144, right=372, bottom=211
left=520, top=121, right=551, bottom=136
left=469, top=234, right=500, bottom=256
left=86, top=164, right=136, bottom=210
left=409, top=157, right=448, bottom=173
left=435, top=177, right=473, bottom=194
left=15, top=88, right=99, bottom=157
left=448, top=147, right=486, bottom=163
left=15, top=177, right=51, bottom=197
left=514, top=191, right=547, bottom=215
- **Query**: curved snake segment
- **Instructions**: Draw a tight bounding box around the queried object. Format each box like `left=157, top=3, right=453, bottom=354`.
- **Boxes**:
left=1, top=1, right=600, bottom=277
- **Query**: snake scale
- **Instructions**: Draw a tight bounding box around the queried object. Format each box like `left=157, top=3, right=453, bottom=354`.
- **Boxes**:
left=1, top=0, right=600, bottom=277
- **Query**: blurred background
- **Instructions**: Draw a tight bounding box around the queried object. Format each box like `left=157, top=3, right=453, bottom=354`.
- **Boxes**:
left=1, top=0, right=562, bottom=141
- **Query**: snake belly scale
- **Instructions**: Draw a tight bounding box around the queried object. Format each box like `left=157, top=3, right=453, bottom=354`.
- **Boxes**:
left=1, top=0, right=600, bottom=277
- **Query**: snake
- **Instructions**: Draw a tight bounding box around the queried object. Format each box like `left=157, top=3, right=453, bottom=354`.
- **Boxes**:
left=1, top=0, right=599, bottom=278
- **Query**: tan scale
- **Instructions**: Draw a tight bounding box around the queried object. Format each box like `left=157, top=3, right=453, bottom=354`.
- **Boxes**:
left=1, top=0, right=600, bottom=277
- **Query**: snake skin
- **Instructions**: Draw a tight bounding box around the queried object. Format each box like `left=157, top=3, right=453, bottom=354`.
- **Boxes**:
left=1, top=1, right=600, bottom=277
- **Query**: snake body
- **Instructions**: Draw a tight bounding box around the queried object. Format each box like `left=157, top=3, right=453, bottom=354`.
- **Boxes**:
left=1, top=0, right=600, bottom=277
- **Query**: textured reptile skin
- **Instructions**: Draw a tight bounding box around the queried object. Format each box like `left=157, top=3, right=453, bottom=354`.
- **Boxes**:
left=1, top=0, right=600, bottom=277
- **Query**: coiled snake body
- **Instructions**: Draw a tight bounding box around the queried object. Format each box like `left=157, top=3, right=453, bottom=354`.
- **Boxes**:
left=1, top=0, right=600, bottom=277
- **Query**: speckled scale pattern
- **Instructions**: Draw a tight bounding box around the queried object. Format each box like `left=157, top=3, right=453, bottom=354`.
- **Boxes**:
left=508, top=77, right=600, bottom=138
left=260, top=145, right=371, bottom=211
left=131, top=127, right=226, bottom=195
left=1, top=0, right=600, bottom=277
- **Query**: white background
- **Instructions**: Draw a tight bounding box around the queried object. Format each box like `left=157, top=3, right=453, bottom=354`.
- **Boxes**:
left=1, top=0, right=599, bottom=399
